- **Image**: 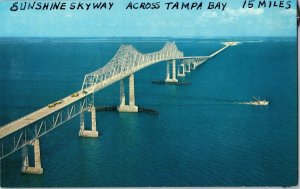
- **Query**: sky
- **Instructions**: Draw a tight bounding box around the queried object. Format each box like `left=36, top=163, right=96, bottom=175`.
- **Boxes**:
left=0, top=0, right=297, bottom=37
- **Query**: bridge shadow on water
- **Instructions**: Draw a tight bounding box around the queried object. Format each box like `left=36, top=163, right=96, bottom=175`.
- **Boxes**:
left=95, top=106, right=159, bottom=115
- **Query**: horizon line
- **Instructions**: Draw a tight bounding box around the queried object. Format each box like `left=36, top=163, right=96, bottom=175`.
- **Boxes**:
left=0, top=35, right=297, bottom=39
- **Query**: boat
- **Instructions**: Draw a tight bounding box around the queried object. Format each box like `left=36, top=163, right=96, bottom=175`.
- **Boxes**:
left=249, top=97, right=269, bottom=106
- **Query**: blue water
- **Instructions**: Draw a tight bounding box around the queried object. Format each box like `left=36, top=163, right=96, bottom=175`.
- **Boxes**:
left=0, top=37, right=297, bottom=187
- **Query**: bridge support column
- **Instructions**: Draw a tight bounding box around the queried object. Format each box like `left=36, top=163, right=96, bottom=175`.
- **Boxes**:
left=166, top=61, right=170, bottom=81
left=120, top=79, right=126, bottom=107
left=191, top=62, right=196, bottom=69
left=165, top=60, right=178, bottom=83
left=185, top=63, right=191, bottom=73
left=118, top=74, right=138, bottom=112
left=172, top=59, right=178, bottom=82
left=177, top=63, right=186, bottom=77
left=79, top=107, right=99, bottom=138
left=21, top=139, right=43, bottom=174
left=129, top=74, right=136, bottom=107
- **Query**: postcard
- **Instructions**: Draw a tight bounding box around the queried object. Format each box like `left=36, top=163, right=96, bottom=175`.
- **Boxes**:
left=0, top=0, right=298, bottom=187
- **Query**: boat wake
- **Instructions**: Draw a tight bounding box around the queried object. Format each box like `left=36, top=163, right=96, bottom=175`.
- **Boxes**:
left=234, top=97, right=269, bottom=106
left=243, top=40, right=263, bottom=43
left=234, top=102, right=252, bottom=105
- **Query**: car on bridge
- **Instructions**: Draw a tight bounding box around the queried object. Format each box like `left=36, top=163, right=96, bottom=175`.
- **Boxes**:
left=54, top=100, right=63, bottom=105
left=71, top=92, right=79, bottom=97
left=48, top=100, right=63, bottom=108
left=48, top=103, right=55, bottom=108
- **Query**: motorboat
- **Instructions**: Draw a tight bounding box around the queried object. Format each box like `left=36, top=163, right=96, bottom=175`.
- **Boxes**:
left=249, top=97, right=269, bottom=106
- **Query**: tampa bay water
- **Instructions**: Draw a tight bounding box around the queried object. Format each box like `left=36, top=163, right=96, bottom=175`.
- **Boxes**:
left=0, top=37, right=297, bottom=187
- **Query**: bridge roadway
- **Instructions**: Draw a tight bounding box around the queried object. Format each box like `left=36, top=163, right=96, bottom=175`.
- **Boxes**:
left=0, top=87, right=94, bottom=139
left=209, top=43, right=230, bottom=57
left=0, top=41, right=237, bottom=156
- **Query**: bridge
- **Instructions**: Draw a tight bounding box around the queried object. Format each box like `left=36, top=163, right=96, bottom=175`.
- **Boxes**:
left=0, top=41, right=237, bottom=174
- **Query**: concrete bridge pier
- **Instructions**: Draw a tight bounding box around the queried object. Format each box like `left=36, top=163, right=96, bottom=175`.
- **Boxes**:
left=119, top=79, right=126, bottom=107
left=118, top=74, right=138, bottom=112
left=79, top=106, right=99, bottom=137
left=191, top=62, right=196, bottom=69
left=165, top=61, right=170, bottom=81
left=165, top=60, right=178, bottom=83
left=21, top=139, right=43, bottom=174
left=185, top=63, right=191, bottom=73
left=177, top=63, right=186, bottom=77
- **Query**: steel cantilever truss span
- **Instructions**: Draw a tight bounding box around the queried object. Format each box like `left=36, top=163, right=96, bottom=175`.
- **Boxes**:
left=0, top=42, right=183, bottom=160
left=82, top=42, right=184, bottom=91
